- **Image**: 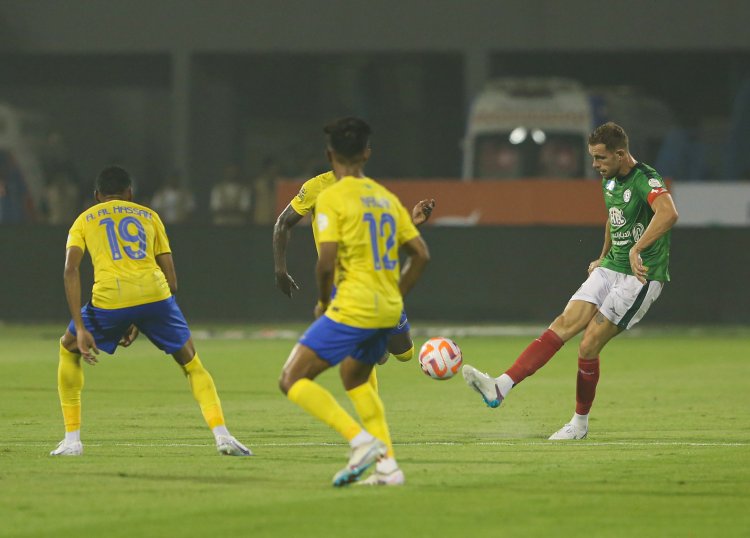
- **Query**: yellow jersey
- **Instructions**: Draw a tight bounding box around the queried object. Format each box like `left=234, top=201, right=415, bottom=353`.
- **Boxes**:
left=316, top=176, right=420, bottom=328
left=289, top=171, right=337, bottom=253
left=66, top=200, right=172, bottom=309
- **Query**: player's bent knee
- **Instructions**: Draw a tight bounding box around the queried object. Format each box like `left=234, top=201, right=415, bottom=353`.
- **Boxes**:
left=279, top=369, right=302, bottom=395
left=387, top=333, right=413, bottom=356
left=578, top=335, right=607, bottom=358
left=60, top=332, right=79, bottom=353
left=279, top=376, right=291, bottom=395
left=550, top=314, right=586, bottom=342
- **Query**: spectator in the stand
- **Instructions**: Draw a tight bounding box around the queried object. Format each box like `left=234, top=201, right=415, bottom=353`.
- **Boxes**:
left=41, top=131, right=83, bottom=202
left=151, top=171, right=195, bottom=224
left=0, top=150, right=33, bottom=223
left=210, top=164, right=252, bottom=226
left=42, top=171, right=80, bottom=225
left=252, top=157, right=283, bottom=226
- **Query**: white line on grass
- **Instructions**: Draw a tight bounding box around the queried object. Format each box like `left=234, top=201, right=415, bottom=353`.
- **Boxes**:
left=5, top=441, right=749, bottom=448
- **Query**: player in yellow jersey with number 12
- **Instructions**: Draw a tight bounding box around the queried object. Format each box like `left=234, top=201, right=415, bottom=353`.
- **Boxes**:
left=279, top=117, right=430, bottom=487
left=274, top=154, right=435, bottom=373
left=51, top=166, right=250, bottom=457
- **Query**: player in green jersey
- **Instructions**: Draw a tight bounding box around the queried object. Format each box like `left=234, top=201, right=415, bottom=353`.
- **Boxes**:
left=462, top=122, right=679, bottom=440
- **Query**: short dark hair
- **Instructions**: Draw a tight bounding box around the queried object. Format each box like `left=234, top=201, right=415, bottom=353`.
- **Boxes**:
left=323, top=117, right=371, bottom=162
left=95, top=165, right=132, bottom=195
left=588, top=122, right=629, bottom=152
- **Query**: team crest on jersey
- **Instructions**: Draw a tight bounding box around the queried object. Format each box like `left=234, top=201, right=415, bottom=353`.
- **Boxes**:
left=632, top=223, right=645, bottom=242
left=606, top=180, right=616, bottom=191
left=623, top=189, right=632, bottom=202
left=648, top=178, right=662, bottom=188
left=316, top=213, right=329, bottom=231
left=609, top=207, right=626, bottom=227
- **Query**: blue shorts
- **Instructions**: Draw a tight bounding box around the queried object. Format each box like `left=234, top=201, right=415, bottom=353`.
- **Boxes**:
left=387, top=310, right=410, bottom=337
left=299, top=315, right=390, bottom=366
left=68, top=296, right=191, bottom=355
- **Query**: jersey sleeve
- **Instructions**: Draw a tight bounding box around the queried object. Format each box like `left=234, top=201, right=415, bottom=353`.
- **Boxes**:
left=395, top=199, right=420, bottom=245
left=289, top=177, right=321, bottom=216
left=635, top=171, right=669, bottom=206
left=152, top=212, right=172, bottom=256
left=65, top=214, right=87, bottom=253
left=314, top=189, right=340, bottom=243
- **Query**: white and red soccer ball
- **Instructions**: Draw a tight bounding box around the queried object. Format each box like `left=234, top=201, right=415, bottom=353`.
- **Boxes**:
left=418, top=337, right=462, bottom=380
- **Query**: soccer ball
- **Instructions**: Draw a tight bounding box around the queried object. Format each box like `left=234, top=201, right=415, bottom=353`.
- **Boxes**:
left=418, top=337, right=463, bottom=380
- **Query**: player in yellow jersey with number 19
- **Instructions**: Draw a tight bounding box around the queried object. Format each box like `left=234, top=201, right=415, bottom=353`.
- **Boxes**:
left=50, top=166, right=250, bottom=457
left=279, top=117, right=430, bottom=487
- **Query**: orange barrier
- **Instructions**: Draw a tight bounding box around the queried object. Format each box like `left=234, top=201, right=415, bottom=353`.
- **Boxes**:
left=276, top=179, right=611, bottom=225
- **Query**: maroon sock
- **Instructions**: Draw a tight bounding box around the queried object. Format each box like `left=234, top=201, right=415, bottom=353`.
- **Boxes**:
left=576, top=357, right=600, bottom=415
left=504, top=329, right=564, bottom=384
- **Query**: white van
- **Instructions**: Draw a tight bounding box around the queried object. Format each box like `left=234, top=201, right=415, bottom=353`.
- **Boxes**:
left=462, top=78, right=672, bottom=180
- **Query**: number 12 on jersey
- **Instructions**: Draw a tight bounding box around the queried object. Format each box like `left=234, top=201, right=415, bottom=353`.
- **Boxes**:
left=363, top=212, right=397, bottom=271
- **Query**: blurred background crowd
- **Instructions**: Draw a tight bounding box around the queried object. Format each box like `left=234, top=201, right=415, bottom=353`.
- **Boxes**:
left=1, top=1, right=749, bottom=226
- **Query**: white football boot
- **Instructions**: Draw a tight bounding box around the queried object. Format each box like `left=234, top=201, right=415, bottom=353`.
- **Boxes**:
left=332, top=438, right=387, bottom=487
left=50, top=439, right=83, bottom=456
left=462, top=365, right=504, bottom=408
left=548, top=422, right=588, bottom=440
left=216, top=435, right=253, bottom=456
left=358, top=467, right=405, bottom=486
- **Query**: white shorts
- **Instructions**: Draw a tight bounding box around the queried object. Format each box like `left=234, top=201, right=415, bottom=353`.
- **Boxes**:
left=570, top=267, right=664, bottom=330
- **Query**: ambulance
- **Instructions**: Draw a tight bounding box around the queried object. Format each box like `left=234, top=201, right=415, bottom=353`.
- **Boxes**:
left=462, top=78, right=672, bottom=180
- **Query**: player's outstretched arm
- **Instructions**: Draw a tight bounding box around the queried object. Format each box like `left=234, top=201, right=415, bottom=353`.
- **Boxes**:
left=156, top=253, right=178, bottom=294
left=411, top=199, right=436, bottom=227
left=273, top=204, right=304, bottom=298
left=63, top=246, right=99, bottom=364
left=399, top=236, right=430, bottom=296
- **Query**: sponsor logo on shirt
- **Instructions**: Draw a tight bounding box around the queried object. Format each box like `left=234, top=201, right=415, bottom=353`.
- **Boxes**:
left=612, top=230, right=632, bottom=246
left=606, top=180, right=616, bottom=191
left=317, top=213, right=329, bottom=231
left=296, top=187, right=307, bottom=202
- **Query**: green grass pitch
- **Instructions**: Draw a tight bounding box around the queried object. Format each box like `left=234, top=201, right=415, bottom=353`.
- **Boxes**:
left=1, top=324, right=749, bottom=537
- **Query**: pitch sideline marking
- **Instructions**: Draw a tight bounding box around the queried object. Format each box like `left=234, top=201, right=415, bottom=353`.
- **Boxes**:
left=4, top=441, right=748, bottom=448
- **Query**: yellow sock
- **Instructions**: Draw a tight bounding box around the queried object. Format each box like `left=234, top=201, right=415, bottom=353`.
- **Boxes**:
left=393, top=345, right=414, bottom=362
left=287, top=378, right=361, bottom=442
left=58, top=342, right=83, bottom=432
left=367, top=368, right=379, bottom=393
left=182, top=353, right=226, bottom=430
left=347, top=382, right=394, bottom=458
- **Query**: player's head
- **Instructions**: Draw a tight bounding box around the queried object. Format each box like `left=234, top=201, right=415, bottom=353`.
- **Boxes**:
left=95, top=165, right=133, bottom=201
left=587, top=122, right=630, bottom=179
left=588, top=122, right=629, bottom=152
left=323, top=117, right=372, bottom=166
